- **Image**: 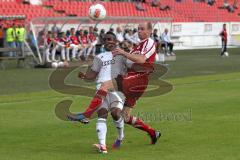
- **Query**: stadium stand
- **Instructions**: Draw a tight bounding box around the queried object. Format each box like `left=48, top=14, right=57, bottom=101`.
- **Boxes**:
left=0, top=0, right=239, bottom=22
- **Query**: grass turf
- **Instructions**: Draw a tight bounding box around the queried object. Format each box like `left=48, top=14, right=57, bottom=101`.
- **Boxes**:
left=0, top=48, right=240, bottom=160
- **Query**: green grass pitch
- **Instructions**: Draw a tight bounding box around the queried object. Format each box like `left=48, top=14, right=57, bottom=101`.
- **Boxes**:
left=0, top=48, right=240, bottom=160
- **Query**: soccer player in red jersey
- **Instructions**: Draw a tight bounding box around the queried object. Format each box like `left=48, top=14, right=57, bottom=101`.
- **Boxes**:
left=69, top=22, right=161, bottom=144
left=219, top=24, right=228, bottom=57
left=111, top=22, right=160, bottom=144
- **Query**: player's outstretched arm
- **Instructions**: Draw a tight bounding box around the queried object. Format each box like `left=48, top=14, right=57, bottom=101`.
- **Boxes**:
left=112, top=48, right=147, bottom=64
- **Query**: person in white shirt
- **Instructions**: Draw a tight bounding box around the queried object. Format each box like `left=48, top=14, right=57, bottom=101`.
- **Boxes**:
left=68, top=32, right=127, bottom=154
left=132, top=28, right=140, bottom=44
left=124, top=29, right=139, bottom=45
left=161, top=28, right=175, bottom=56
left=116, top=27, right=124, bottom=43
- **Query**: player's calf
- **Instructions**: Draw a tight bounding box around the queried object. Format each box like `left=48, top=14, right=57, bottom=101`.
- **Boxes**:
left=110, top=103, right=125, bottom=148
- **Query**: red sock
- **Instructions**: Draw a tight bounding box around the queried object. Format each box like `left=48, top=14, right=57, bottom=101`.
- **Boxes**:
left=83, top=90, right=107, bottom=118
left=125, top=115, right=155, bottom=136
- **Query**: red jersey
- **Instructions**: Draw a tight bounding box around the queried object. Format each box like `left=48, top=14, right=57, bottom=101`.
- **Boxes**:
left=220, top=29, right=227, bottom=42
left=88, top=33, right=97, bottom=42
left=80, top=35, right=89, bottom=44
left=47, top=38, right=52, bottom=45
left=60, top=36, right=70, bottom=44
left=54, top=37, right=60, bottom=42
left=127, top=37, right=156, bottom=74
left=60, top=36, right=70, bottom=48
left=130, top=38, right=156, bottom=64
left=120, top=38, right=156, bottom=107
left=70, top=35, right=79, bottom=45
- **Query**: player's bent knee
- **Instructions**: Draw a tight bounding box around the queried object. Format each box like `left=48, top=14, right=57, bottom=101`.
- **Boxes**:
left=110, top=107, right=121, bottom=121
left=97, top=108, right=108, bottom=119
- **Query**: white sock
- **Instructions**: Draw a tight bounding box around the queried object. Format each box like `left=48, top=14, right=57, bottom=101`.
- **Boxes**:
left=96, top=118, right=107, bottom=145
left=114, top=117, right=124, bottom=141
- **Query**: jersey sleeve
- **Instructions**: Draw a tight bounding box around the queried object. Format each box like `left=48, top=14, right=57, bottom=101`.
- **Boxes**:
left=142, top=39, right=156, bottom=59
left=91, top=57, right=102, bottom=72
left=126, top=58, right=134, bottom=68
left=119, top=55, right=132, bottom=69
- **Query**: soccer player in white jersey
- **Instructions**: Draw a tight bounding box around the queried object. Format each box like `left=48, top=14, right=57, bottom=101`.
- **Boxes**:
left=69, top=32, right=127, bottom=153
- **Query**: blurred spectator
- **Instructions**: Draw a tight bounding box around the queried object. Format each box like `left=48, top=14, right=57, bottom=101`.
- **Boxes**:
left=116, top=27, right=124, bottom=43
left=0, top=24, right=4, bottom=56
left=15, top=23, right=26, bottom=57
left=75, top=30, right=80, bottom=37
left=123, top=28, right=129, bottom=39
left=160, top=3, right=171, bottom=11
left=86, top=26, right=98, bottom=60
left=44, top=31, right=52, bottom=63
left=109, top=28, right=114, bottom=33
left=51, top=23, right=60, bottom=34
left=37, top=27, right=47, bottom=47
left=125, top=29, right=138, bottom=45
left=93, top=27, right=99, bottom=37
left=52, top=32, right=68, bottom=61
left=132, top=28, right=140, bottom=44
left=95, top=29, right=105, bottom=54
left=51, top=32, right=60, bottom=61
left=6, top=23, right=16, bottom=57
left=151, top=29, right=159, bottom=42
left=66, top=30, right=71, bottom=37
left=151, top=0, right=159, bottom=7
left=98, top=29, right=105, bottom=44
left=78, top=30, right=90, bottom=60
left=161, top=28, right=175, bottom=56
left=152, top=0, right=171, bottom=10
left=59, top=32, right=71, bottom=61
left=151, top=29, right=162, bottom=53
left=219, top=0, right=235, bottom=13
left=206, top=0, right=215, bottom=6
left=219, top=24, right=228, bottom=57
left=135, top=0, right=145, bottom=11
left=69, top=28, right=80, bottom=60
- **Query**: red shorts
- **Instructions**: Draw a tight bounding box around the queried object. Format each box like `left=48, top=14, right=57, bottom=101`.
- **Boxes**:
left=116, top=72, right=149, bottom=107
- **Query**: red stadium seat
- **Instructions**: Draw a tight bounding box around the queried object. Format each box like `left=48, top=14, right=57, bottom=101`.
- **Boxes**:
left=1, top=0, right=239, bottom=22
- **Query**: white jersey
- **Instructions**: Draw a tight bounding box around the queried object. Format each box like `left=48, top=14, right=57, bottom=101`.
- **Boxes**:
left=91, top=51, right=127, bottom=88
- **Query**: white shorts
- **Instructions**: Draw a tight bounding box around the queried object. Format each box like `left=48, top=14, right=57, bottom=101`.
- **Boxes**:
left=97, top=91, right=125, bottom=112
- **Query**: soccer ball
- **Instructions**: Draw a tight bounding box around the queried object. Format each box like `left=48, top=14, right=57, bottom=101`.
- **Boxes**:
left=224, top=52, right=229, bottom=57
left=51, top=62, right=58, bottom=68
left=88, top=4, right=106, bottom=21
left=58, top=61, right=64, bottom=67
